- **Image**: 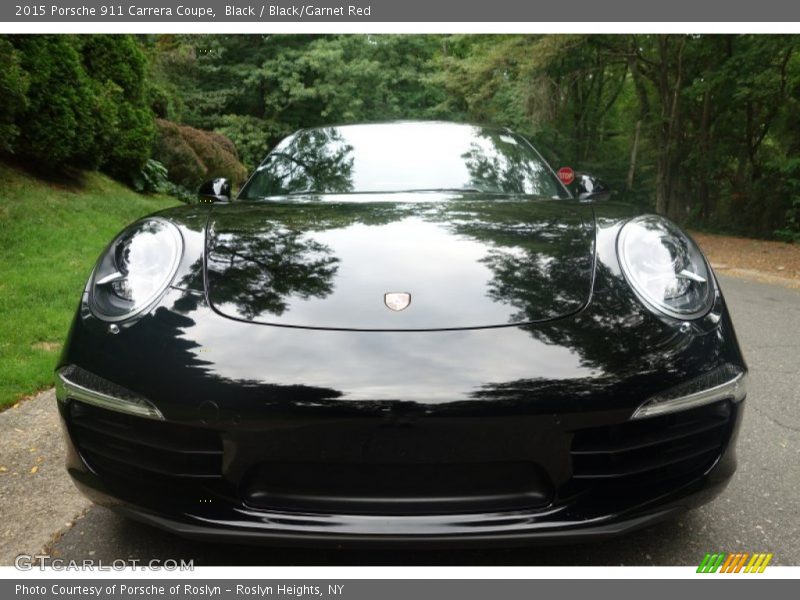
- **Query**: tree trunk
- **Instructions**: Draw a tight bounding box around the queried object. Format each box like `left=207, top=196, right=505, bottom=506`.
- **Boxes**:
left=626, top=119, right=641, bottom=192
left=655, top=36, right=686, bottom=218
left=698, top=89, right=711, bottom=221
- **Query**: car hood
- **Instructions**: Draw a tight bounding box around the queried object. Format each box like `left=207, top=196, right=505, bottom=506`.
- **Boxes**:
left=205, top=194, right=595, bottom=330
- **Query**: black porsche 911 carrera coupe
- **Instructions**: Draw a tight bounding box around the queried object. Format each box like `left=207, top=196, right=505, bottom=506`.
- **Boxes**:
left=56, top=121, right=747, bottom=546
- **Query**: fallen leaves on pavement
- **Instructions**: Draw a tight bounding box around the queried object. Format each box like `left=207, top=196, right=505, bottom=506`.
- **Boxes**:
left=691, top=231, right=800, bottom=285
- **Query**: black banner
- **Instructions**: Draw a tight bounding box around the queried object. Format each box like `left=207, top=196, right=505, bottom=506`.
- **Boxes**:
left=4, top=579, right=795, bottom=600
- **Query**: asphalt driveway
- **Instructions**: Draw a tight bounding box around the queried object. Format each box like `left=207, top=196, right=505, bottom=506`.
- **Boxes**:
left=4, top=274, right=798, bottom=566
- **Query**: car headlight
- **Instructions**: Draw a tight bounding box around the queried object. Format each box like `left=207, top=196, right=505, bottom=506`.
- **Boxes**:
left=632, top=363, right=747, bottom=419
left=617, top=215, right=713, bottom=319
left=89, top=217, right=183, bottom=321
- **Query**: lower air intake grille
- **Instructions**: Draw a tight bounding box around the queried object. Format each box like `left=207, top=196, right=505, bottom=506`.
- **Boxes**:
left=242, top=461, right=554, bottom=515
left=570, top=400, right=733, bottom=484
left=68, top=401, right=223, bottom=480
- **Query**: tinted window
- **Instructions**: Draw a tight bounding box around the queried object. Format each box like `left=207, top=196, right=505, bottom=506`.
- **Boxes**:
left=239, top=123, right=567, bottom=200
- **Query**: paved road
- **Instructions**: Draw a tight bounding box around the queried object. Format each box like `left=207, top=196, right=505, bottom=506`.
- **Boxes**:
left=32, top=276, right=800, bottom=565
left=0, top=389, right=91, bottom=565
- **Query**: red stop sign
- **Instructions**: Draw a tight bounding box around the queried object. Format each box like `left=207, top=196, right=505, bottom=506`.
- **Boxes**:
left=557, top=166, right=575, bottom=185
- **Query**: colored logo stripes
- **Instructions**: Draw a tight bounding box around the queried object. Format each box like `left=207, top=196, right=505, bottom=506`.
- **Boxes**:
left=697, top=552, right=773, bottom=573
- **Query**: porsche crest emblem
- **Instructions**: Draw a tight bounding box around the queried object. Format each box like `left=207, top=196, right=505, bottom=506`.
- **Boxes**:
left=384, top=292, right=411, bottom=312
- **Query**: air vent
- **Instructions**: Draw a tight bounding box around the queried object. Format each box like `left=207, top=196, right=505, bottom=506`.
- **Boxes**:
left=570, top=401, right=732, bottom=483
left=69, top=402, right=223, bottom=480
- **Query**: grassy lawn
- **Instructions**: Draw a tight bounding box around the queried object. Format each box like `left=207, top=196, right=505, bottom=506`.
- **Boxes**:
left=0, top=161, right=180, bottom=409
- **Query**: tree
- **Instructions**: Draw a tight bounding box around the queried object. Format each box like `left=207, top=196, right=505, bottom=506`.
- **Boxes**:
left=9, top=36, right=101, bottom=168
left=80, top=35, right=157, bottom=182
left=4, top=35, right=158, bottom=181
left=0, top=37, right=29, bottom=153
left=152, top=35, right=446, bottom=168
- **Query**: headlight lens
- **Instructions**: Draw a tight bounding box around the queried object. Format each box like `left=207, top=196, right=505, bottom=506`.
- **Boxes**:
left=617, top=215, right=713, bottom=319
left=89, top=217, right=183, bottom=321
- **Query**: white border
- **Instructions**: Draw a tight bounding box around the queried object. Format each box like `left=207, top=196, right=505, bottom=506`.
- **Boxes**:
left=1, top=15, right=798, bottom=580
left=2, top=21, right=800, bottom=34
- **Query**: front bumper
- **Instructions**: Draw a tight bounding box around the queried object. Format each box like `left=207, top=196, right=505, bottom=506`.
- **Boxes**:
left=70, top=479, right=730, bottom=548
left=59, top=394, right=743, bottom=547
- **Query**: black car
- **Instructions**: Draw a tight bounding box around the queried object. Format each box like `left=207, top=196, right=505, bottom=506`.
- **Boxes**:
left=56, top=121, right=747, bottom=546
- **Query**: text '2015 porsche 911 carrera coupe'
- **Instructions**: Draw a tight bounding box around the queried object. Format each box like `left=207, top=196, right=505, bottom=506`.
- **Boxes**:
left=56, top=121, right=747, bottom=546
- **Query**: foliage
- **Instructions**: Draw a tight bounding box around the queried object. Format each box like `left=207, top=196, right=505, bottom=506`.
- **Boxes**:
left=152, top=119, right=248, bottom=192
left=131, top=158, right=169, bottom=194
left=153, top=35, right=447, bottom=164
left=2, top=35, right=156, bottom=183
left=773, top=158, right=800, bottom=242
left=0, top=160, right=179, bottom=408
left=158, top=181, right=198, bottom=204
left=216, top=114, right=282, bottom=170
left=2, top=33, right=800, bottom=238
left=431, top=34, right=800, bottom=237
left=79, top=35, right=157, bottom=182
left=0, top=38, right=29, bottom=153
left=8, top=36, right=101, bottom=168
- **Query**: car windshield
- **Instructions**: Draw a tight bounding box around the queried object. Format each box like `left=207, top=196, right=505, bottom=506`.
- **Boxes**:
left=238, top=122, right=569, bottom=200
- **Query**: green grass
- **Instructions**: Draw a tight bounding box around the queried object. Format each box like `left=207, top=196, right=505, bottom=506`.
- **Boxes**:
left=0, top=161, right=180, bottom=409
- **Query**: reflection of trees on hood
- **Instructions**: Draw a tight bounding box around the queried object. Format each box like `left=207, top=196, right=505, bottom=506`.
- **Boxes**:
left=202, top=202, right=428, bottom=322
left=203, top=198, right=700, bottom=384
left=444, top=203, right=594, bottom=323
left=243, top=127, right=355, bottom=196
left=474, top=262, right=716, bottom=407
left=522, top=263, right=708, bottom=376
left=439, top=202, right=705, bottom=381
left=207, top=222, right=339, bottom=320
left=481, top=247, right=583, bottom=322
left=477, top=218, right=592, bottom=322
left=464, top=255, right=729, bottom=408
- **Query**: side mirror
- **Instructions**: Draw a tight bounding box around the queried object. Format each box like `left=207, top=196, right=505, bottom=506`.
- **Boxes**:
left=198, top=178, right=232, bottom=204
left=576, top=174, right=612, bottom=202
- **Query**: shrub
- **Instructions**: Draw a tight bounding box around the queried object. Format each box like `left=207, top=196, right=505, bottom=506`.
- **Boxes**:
left=6, top=34, right=156, bottom=175
left=773, top=158, right=800, bottom=242
left=80, top=35, right=156, bottom=182
left=146, top=81, right=175, bottom=119
left=153, top=119, right=248, bottom=193
left=104, top=103, right=157, bottom=182
left=0, top=37, right=29, bottom=153
left=152, top=119, right=206, bottom=188
left=81, top=35, right=148, bottom=102
left=131, top=159, right=169, bottom=194
left=10, top=36, right=101, bottom=168
left=206, top=130, right=239, bottom=158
